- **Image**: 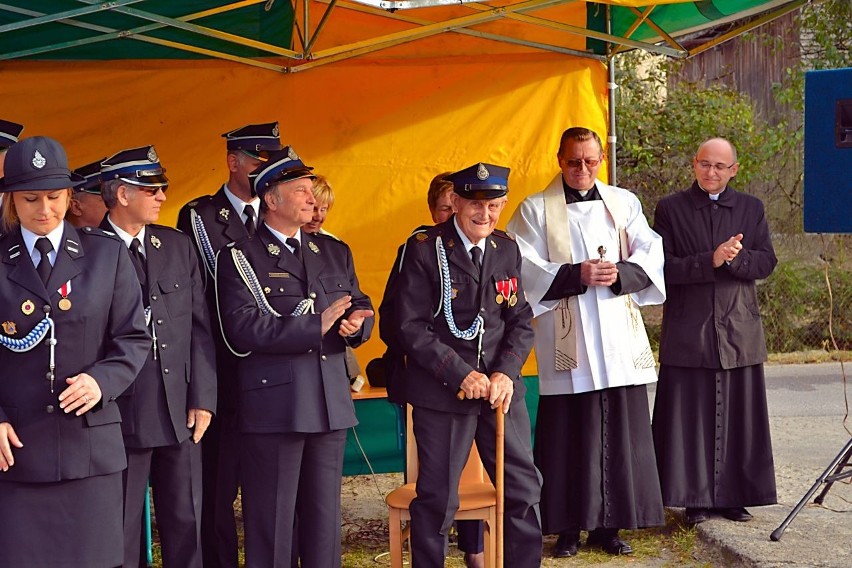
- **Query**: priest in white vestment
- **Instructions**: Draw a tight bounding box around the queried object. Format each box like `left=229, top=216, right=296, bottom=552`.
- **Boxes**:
left=507, top=127, right=666, bottom=558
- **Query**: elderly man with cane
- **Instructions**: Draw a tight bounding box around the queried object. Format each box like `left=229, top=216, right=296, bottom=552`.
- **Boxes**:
left=394, top=162, right=542, bottom=567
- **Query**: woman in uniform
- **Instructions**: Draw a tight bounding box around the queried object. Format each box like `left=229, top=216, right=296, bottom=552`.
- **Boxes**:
left=0, top=136, right=150, bottom=567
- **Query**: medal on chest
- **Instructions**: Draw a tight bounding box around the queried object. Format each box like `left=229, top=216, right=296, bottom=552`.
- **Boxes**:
left=57, top=280, right=72, bottom=311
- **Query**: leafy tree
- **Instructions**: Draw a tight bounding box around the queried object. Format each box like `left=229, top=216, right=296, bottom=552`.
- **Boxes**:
left=613, top=52, right=771, bottom=220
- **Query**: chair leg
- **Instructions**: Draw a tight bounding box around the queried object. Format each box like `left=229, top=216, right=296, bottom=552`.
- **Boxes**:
left=388, top=507, right=404, bottom=568
left=486, top=510, right=497, bottom=568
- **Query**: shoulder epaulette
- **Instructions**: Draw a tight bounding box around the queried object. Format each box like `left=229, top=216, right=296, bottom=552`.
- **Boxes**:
left=492, top=228, right=514, bottom=241
left=81, top=226, right=120, bottom=240
left=148, top=223, right=184, bottom=236
left=311, top=231, right=341, bottom=243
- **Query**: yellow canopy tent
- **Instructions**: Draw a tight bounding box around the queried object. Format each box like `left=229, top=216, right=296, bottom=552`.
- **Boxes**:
left=0, top=0, right=803, bottom=370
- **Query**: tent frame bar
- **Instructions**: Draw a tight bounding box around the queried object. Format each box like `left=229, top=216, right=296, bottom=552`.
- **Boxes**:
left=687, top=0, right=807, bottom=57
left=0, top=0, right=804, bottom=73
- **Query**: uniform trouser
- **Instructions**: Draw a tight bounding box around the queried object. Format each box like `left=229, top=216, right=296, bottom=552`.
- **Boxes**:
left=200, top=407, right=241, bottom=568
left=122, top=438, right=203, bottom=568
left=410, top=403, right=543, bottom=568
left=241, top=429, right=347, bottom=568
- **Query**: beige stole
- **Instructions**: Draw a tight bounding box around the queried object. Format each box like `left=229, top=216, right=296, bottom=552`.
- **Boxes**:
left=543, top=177, right=655, bottom=371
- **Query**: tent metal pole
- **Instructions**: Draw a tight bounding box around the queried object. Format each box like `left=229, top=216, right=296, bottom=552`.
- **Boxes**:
left=687, top=0, right=806, bottom=57
left=320, top=0, right=604, bottom=61
left=0, top=0, right=143, bottom=34
left=607, top=5, right=617, bottom=185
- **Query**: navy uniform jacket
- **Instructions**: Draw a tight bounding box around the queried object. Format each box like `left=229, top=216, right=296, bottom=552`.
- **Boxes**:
left=177, top=187, right=255, bottom=409
left=101, top=220, right=218, bottom=447
left=216, top=224, right=373, bottom=434
left=395, top=218, right=534, bottom=414
left=654, top=183, right=777, bottom=370
left=0, top=222, right=150, bottom=482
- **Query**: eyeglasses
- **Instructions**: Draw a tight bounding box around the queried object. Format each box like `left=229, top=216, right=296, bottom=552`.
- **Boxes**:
left=133, top=186, right=167, bottom=196
left=696, top=160, right=736, bottom=172
left=562, top=157, right=602, bottom=170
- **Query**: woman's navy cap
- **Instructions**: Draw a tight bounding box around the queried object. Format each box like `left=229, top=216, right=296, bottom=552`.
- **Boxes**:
left=0, top=119, right=24, bottom=149
left=249, top=146, right=314, bottom=199
left=445, top=162, right=510, bottom=200
left=0, top=136, right=84, bottom=193
left=101, top=145, right=169, bottom=188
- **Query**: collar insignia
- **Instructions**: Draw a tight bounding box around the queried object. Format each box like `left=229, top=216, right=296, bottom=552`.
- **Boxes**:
left=308, top=241, right=320, bottom=254
left=150, top=235, right=162, bottom=249
left=267, top=243, right=281, bottom=256
left=219, top=208, right=230, bottom=221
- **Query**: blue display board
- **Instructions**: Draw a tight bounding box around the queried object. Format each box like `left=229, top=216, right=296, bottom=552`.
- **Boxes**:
left=803, top=68, right=852, bottom=234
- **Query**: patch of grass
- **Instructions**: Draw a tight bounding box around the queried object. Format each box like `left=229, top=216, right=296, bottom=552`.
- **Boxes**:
left=767, top=349, right=851, bottom=364
left=341, top=509, right=718, bottom=567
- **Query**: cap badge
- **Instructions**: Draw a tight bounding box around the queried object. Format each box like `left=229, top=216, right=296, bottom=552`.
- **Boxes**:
left=21, top=300, right=35, bottom=316
left=267, top=243, right=281, bottom=256
left=272, top=124, right=279, bottom=137
left=287, top=147, right=299, bottom=161
left=219, top=208, right=230, bottom=221
left=476, top=163, right=489, bottom=180
left=150, top=235, right=162, bottom=249
left=308, top=241, right=319, bottom=254
left=147, top=147, right=158, bottom=162
left=2, top=321, right=16, bottom=335
left=32, top=150, right=46, bottom=169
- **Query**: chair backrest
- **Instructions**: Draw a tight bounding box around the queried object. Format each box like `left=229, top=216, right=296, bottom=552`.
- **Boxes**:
left=404, top=404, right=491, bottom=486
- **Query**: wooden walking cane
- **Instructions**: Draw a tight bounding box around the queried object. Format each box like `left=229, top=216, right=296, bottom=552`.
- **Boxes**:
left=496, top=403, right=505, bottom=568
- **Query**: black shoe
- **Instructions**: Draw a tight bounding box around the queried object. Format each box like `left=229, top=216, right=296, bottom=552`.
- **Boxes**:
left=685, top=507, right=711, bottom=525
left=586, top=529, right=633, bottom=555
left=552, top=533, right=580, bottom=557
left=718, top=507, right=753, bottom=522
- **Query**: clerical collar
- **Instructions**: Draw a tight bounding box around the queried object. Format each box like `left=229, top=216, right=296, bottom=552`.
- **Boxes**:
left=562, top=178, right=601, bottom=204
left=697, top=181, right=726, bottom=201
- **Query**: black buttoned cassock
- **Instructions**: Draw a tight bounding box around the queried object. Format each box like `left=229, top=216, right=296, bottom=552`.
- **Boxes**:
left=394, top=218, right=543, bottom=568
left=216, top=224, right=373, bottom=568
left=177, top=187, right=254, bottom=568
left=101, top=219, right=218, bottom=568
left=0, top=222, right=150, bottom=567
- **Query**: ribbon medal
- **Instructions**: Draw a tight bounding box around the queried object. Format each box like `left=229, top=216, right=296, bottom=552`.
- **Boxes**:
left=57, top=280, right=72, bottom=311
left=495, top=278, right=510, bottom=305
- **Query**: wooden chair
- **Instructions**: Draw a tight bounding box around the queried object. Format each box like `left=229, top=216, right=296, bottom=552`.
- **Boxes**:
left=385, top=405, right=499, bottom=568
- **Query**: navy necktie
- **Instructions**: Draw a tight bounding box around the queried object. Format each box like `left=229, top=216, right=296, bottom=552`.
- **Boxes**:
left=35, top=237, right=53, bottom=285
left=286, top=237, right=302, bottom=262
left=243, top=205, right=257, bottom=237
left=470, top=246, right=482, bottom=275
left=129, top=238, right=148, bottom=298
